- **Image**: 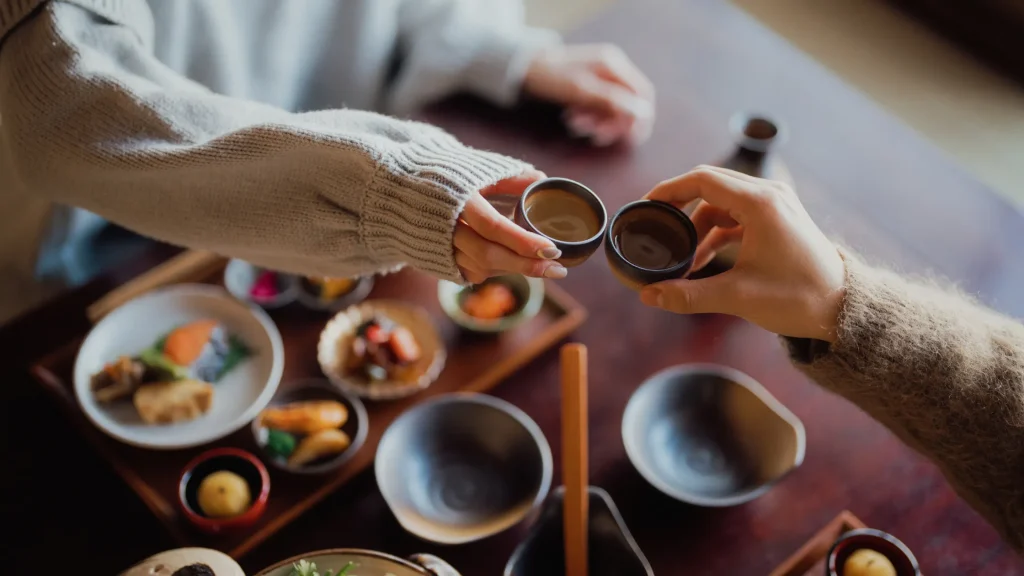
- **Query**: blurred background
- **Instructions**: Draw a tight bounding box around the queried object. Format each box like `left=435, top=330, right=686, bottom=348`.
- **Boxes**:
left=529, top=0, right=1024, bottom=206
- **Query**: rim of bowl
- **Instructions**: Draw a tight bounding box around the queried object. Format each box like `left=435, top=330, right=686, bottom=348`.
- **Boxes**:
left=224, top=259, right=300, bottom=309
left=251, top=378, right=370, bottom=474
left=436, top=276, right=545, bottom=333
left=518, top=177, right=608, bottom=246
left=606, top=200, right=698, bottom=274
left=73, top=284, right=285, bottom=450
left=253, top=548, right=439, bottom=576
left=178, top=447, right=271, bottom=529
left=729, top=111, right=788, bottom=153
left=621, top=363, right=806, bottom=507
left=827, top=528, right=921, bottom=575
left=374, top=393, right=553, bottom=544
left=295, top=276, right=375, bottom=312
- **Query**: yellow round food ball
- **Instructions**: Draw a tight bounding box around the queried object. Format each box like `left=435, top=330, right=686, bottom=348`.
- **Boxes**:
left=844, top=548, right=896, bottom=576
left=197, top=471, right=252, bottom=518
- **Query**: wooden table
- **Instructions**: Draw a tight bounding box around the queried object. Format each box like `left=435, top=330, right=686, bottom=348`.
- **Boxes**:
left=7, top=0, right=1024, bottom=574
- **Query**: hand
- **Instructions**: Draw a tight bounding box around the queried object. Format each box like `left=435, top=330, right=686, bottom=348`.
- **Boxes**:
left=639, top=166, right=846, bottom=342
left=524, top=44, right=655, bottom=146
left=455, top=170, right=567, bottom=284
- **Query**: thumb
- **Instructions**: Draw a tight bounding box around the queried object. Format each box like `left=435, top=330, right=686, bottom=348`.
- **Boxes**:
left=639, top=272, right=738, bottom=315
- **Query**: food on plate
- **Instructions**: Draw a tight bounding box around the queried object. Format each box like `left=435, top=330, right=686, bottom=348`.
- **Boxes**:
left=250, top=270, right=283, bottom=303
left=258, top=400, right=348, bottom=434
left=843, top=549, right=896, bottom=576
left=197, top=470, right=252, bottom=518
left=134, top=379, right=214, bottom=424
left=305, top=277, right=356, bottom=301
left=170, top=564, right=216, bottom=576
left=287, top=428, right=352, bottom=467
left=88, top=318, right=251, bottom=425
left=265, top=428, right=297, bottom=459
left=289, top=560, right=360, bottom=576
left=461, top=282, right=519, bottom=320
left=343, top=315, right=421, bottom=383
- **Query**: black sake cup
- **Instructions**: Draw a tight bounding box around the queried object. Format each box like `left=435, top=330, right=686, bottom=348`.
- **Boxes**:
left=604, top=200, right=698, bottom=291
left=514, top=178, right=607, bottom=267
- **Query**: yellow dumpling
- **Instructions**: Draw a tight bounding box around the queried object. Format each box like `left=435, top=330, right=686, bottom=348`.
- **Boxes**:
left=197, top=471, right=252, bottom=518
left=844, top=549, right=896, bottom=576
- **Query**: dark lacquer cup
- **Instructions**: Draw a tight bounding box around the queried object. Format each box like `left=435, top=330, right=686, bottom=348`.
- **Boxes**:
left=604, top=200, right=698, bottom=291
left=827, top=529, right=920, bottom=576
left=514, top=178, right=607, bottom=267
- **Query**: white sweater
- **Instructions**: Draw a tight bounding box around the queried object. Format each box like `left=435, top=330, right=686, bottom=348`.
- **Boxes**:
left=0, top=0, right=558, bottom=321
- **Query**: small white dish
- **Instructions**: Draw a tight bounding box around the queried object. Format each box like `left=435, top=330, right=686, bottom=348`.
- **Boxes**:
left=437, top=275, right=544, bottom=334
left=74, top=284, right=284, bottom=450
left=223, top=259, right=299, bottom=309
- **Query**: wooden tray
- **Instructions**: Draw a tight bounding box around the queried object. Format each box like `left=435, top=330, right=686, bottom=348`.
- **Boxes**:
left=769, top=511, right=868, bottom=576
left=30, top=253, right=587, bottom=558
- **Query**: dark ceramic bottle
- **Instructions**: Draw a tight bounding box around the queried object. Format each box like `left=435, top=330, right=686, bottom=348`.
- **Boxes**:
left=686, top=113, right=791, bottom=271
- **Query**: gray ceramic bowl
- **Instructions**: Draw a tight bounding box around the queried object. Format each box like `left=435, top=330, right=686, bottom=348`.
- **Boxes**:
left=437, top=275, right=545, bottom=334
left=622, top=364, right=805, bottom=506
left=514, top=177, right=607, bottom=267
left=375, top=393, right=552, bottom=544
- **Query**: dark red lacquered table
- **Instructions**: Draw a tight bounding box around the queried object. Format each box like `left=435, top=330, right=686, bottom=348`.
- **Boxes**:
left=6, top=0, right=1024, bottom=574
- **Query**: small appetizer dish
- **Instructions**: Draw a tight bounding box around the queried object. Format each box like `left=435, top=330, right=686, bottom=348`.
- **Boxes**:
left=297, top=275, right=375, bottom=312
left=178, top=447, right=270, bottom=535
left=224, top=258, right=299, bottom=309
left=828, top=529, right=920, bottom=576
left=437, top=275, right=544, bottom=333
left=74, top=285, right=283, bottom=449
left=318, top=301, right=445, bottom=401
left=252, top=380, right=368, bottom=475
left=254, top=549, right=460, bottom=576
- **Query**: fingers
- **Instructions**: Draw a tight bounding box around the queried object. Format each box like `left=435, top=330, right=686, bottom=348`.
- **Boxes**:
left=460, top=193, right=558, bottom=259
left=454, top=223, right=567, bottom=281
left=639, top=271, right=740, bottom=315
left=570, top=74, right=653, bottom=126
left=589, top=45, right=655, bottom=104
left=690, top=226, right=744, bottom=275
left=644, top=166, right=766, bottom=222
left=689, top=201, right=739, bottom=243
left=479, top=170, right=545, bottom=197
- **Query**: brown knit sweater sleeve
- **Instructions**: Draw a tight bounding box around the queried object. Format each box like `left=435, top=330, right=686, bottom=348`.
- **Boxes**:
left=785, top=250, right=1024, bottom=551
left=0, top=0, right=530, bottom=282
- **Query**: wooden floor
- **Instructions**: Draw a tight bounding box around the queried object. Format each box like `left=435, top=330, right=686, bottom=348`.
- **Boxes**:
left=526, top=0, right=1024, bottom=207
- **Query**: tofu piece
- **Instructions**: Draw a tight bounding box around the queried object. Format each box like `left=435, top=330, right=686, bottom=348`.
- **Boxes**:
left=133, top=379, right=214, bottom=424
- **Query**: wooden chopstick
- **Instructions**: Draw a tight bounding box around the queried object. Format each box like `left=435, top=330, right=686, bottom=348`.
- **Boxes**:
left=561, top=343, right=589, bottom=576
left=87, top=250, right=226, bottom=323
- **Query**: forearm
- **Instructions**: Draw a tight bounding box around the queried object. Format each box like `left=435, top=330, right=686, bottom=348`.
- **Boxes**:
left=785, top=250, right=1024, bottom=551
left=0, top=1, right=528, bottom=281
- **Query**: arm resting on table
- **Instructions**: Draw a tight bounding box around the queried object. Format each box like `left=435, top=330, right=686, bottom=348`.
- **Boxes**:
left=785, top=250, right=1024, bottom=552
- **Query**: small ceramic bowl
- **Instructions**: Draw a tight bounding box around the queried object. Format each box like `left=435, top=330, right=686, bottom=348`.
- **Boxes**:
left=622, top=364, right=805, bottom=506
left=296, top=276, right=375, bottom=312
left=318, top=300, right=446, bottom=401
left=178, top=447, right=270, bottom=534
left=827, top=529, right=920, bottom=576
left=122, top=548, right=244, bottom=576
left=437, top=275, right=545, bottom=333
left=223, top=259, right=299, bottom=309
left=514, top=177, right=607, bottom=267
left=254, top=549, right=461, bottom=576
left=604, top=200, right=698, bottom=291
left=504, top=486, right=653, bottom=576
left=375, top=393, right=552, bottom=544
left=252, top=379, right=369, bottom=475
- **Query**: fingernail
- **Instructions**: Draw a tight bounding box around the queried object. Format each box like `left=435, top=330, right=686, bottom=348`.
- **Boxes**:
left=640, top=288, right=662, bottom=307
left=543, top=264, right=568, bottom=279
left=538, top=247, right=562, bottom=259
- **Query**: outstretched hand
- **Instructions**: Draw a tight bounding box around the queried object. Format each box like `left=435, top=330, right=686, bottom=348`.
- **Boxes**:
left=455, top=170, right=567, bottom=284
left=639, top=166, right=846, bottom=342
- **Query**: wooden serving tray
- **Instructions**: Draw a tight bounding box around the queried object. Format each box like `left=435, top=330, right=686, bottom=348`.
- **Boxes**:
left=30, top=253, right=587, bottom=558
left=769, top=511, right=868, bottom=576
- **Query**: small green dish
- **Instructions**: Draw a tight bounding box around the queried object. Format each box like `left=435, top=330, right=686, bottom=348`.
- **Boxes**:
left=437, top=275, right=545, bottom=334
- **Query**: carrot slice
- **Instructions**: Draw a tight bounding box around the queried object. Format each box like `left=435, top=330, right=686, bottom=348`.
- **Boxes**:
left=389, top=326, right=421, bottom=364
left=163, top=319, right=218, bottom=365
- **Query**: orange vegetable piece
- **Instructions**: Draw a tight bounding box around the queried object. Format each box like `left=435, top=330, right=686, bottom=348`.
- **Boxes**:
left=389, top=326, right=421, bottom=364
left=163, top=319, right=219, bottom=365
left=462, top=284, right=517, bottom=319
left=259, top=400, right=348, bottom=434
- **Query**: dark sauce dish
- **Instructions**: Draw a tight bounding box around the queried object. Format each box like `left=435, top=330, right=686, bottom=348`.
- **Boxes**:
left=178, top=447, right=270, bottom=534
left=514, top=177, right=607, bottom=267
left=604, top=200, right=698, bottom=291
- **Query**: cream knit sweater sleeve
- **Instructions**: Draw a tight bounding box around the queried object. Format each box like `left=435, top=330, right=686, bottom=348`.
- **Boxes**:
left=785, top=251, right=1024, bottom=552
left=0, top=0, right=531, bottom=281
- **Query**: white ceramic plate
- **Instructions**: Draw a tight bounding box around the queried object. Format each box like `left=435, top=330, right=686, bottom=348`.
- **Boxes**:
left=74, top=284, right=284, bottom=449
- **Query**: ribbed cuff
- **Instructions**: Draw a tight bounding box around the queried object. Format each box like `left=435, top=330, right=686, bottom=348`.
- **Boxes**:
left=361, top=131, right=531, bottom=281
left=462, top=27, right=561, bottom=107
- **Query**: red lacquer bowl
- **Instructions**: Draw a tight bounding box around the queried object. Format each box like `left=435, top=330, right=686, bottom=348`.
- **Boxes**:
left=178, top=447, right=270, bottom=534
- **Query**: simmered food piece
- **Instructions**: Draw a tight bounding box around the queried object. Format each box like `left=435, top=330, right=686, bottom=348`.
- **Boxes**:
left=133, top=379, right=214, bottom=424
left=259, top=400, right=348, bottom=434
left=287, top=428, right=352, bottom=467
left=307, top=277, right=356, bottom=300
left=91, top=355, right=146, bottom=402
left=844, top=549, right=896, bottom=576
left=461, top=283, right=518, bottom=319
left=171, top=564, right=216, bottom=576
left=197, top=470, right=252, bottom=518
left=344, top=315, right=421, bottom=383
left=250, top=270, right=281, bottom=302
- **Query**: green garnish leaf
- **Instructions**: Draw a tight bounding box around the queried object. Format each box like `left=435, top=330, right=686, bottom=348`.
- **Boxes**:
left=213, top=335, right=251, bottom=382
left=266, top=429, right=296, bottom=458
left=138, top=348, right=187, bottom=380
left=336, top=562, right=357, bottom=576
